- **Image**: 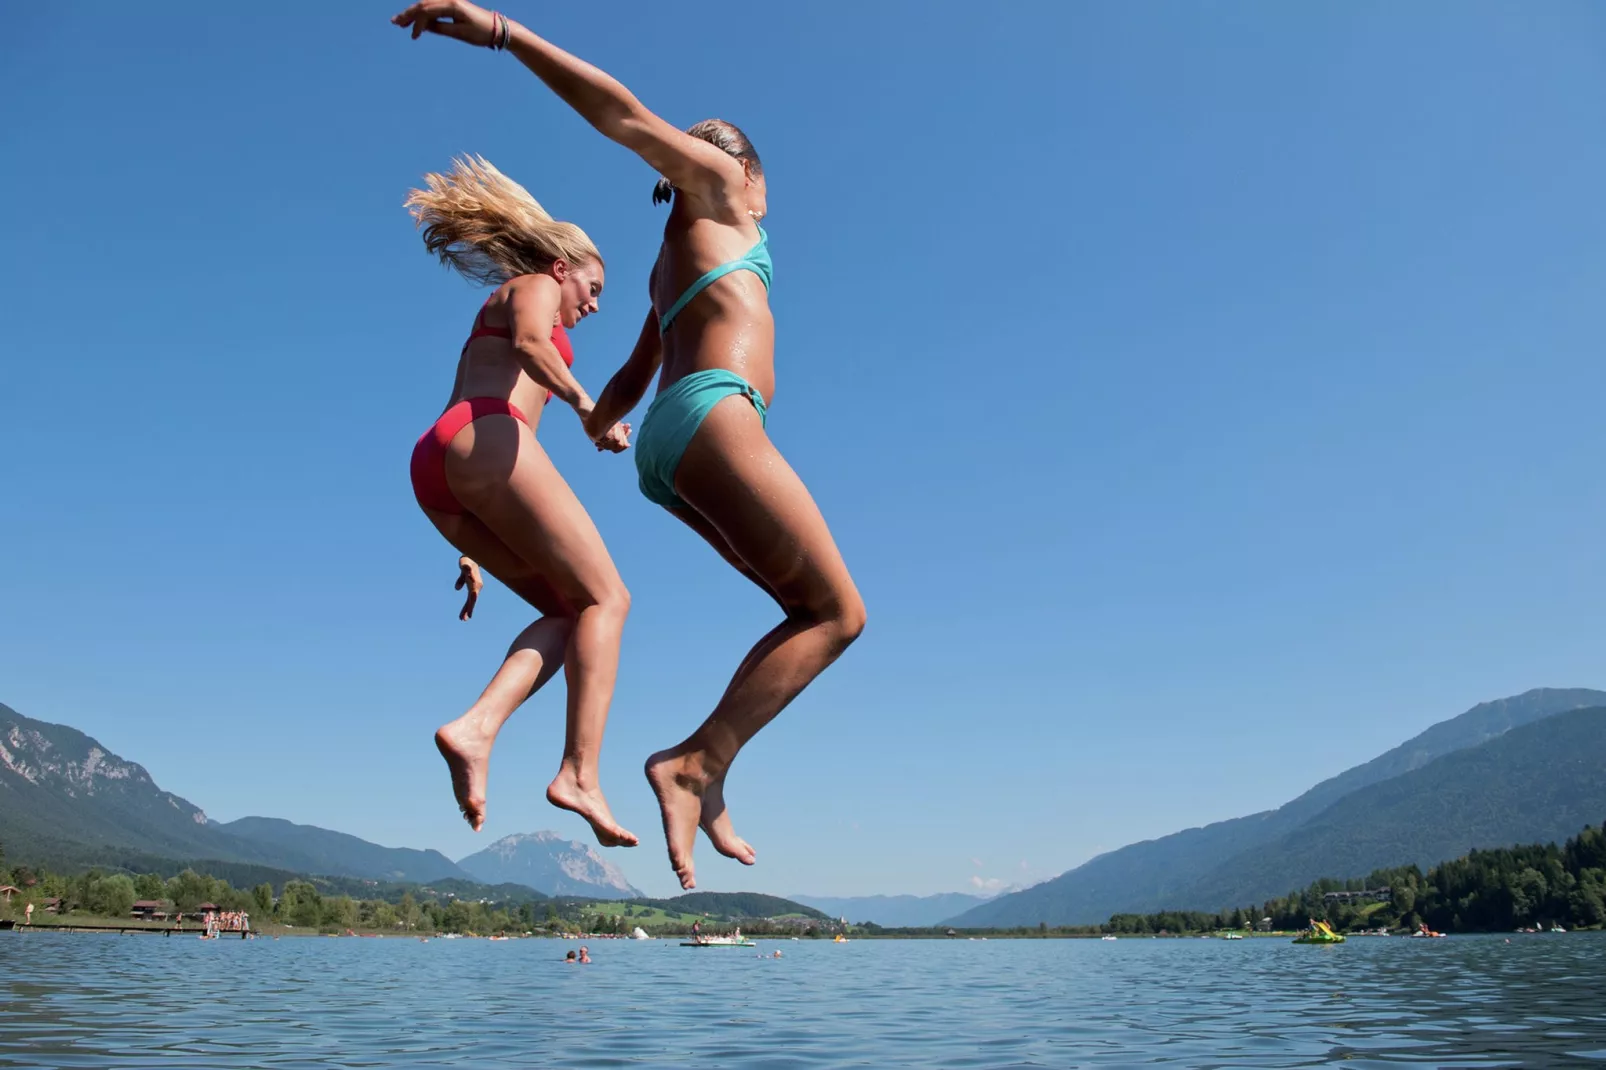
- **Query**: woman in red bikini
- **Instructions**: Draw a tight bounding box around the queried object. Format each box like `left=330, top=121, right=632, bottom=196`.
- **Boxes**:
left=406, top=155, right=637, bottom=848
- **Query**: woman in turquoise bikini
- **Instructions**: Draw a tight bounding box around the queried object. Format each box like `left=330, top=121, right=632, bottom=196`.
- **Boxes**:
left=395, top=0, right=866, bottom=889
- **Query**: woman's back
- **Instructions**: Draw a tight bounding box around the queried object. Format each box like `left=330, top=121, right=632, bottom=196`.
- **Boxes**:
left=447, top=293, right=573, bottom=424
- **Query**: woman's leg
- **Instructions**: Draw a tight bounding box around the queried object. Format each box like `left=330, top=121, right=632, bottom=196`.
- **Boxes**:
left=663, top=505, right=781, bottom=867
left=425, top=507, right=574, bottom=833
left=447, top=414, right=636, bottom=846
left=646, top=397, right=866, bottom=888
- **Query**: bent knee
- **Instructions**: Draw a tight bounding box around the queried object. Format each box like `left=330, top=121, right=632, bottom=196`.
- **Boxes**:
left=790, top=590, right=866, bottom=650
left=574, top=578, right=631, bottom=619
left=837, top=597, right=867, bottom=645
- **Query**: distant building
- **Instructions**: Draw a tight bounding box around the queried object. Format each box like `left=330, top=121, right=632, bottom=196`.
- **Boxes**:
left=0, top=886, right=19, bottom=903
left=131, top=901, right=169, bottom=921
left=1321, top=888, right=1392, bottom=904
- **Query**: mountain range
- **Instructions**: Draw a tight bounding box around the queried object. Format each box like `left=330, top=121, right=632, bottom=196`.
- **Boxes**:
left=0, top=702, right=639, bottom=899
left=948, top=688, right=1606, bottom=926
left=7, top=688, right=1604, bottom=923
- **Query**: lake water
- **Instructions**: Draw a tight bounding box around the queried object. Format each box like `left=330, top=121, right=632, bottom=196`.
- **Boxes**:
left=3, top=931, right=1605, bottom=1068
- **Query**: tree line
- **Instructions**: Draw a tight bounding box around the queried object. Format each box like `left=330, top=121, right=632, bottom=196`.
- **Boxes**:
left=0, top=850, right=837, bottom=937
left=0, top=862, right=590, bottom=935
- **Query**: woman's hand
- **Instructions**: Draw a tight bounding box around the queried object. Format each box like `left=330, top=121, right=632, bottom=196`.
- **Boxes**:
left=455, top=556, right=484, bottom=620
left=594, top=422, right=632, bottom=453
left=392, top=1, right=497, bottom=47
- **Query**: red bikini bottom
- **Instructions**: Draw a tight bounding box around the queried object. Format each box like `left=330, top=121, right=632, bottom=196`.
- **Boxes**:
left=409, top=398, right=529, bottom=515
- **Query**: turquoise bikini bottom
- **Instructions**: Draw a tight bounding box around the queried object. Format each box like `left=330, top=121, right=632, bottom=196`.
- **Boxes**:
left=634, top=369, right=768, bottom=509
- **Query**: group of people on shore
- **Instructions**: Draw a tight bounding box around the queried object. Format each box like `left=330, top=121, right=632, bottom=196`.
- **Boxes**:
left=203, top=910, right=251, bottom=936
left=393, top=0, right=865, bottom=889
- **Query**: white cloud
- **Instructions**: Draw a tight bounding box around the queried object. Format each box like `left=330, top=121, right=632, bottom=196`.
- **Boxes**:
left=971, top=858, right=984, bottom=868
left=969, top=875, right=1008, bottom=893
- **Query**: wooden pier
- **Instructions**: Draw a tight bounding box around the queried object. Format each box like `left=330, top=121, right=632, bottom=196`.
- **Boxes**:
left=3, top=919, right=252, bottom=938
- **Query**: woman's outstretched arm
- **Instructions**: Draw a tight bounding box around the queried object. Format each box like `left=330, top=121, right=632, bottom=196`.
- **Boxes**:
left=393, top=2, right=745, bottom=215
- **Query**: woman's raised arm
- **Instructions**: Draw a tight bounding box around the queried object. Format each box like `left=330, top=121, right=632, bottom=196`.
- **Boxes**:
left=393, top=2, right=747, bottom=218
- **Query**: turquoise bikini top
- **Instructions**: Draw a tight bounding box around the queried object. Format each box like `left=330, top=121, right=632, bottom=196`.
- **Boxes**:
left=658, top=227, right=772, bottom=333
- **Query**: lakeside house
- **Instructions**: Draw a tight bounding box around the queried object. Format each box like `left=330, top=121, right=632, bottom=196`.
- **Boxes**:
left=41, top=897, right=61, bottom=914
left=131, top=901, right=170, bottom=921
left=0, top=886, right=19, bottom=903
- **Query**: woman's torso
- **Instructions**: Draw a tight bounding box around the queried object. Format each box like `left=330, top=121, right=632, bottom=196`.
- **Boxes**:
left=444, top=286, right=569, bottom=427
left=651, top=214, right=775, bottom=402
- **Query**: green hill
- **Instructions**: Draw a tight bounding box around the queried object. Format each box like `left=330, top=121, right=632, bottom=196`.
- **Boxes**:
left=552, top=891, right=826, bottom=921
left=949, top=688, right=1606, bottom=926
left=791, top=892, right=991, bottom=926
left=648, top=891, right=829, bottom=920
left=1178, top=705, right=1606, bottom=908
left=219, top=817, right=468, bottom=885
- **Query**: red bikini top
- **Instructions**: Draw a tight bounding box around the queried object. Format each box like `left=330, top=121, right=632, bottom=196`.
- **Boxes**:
left=462, top=300, right=574, bottom=404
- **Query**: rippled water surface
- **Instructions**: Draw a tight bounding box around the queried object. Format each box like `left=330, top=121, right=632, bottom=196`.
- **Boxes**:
left=3, top=931, right=1605, bottom=1067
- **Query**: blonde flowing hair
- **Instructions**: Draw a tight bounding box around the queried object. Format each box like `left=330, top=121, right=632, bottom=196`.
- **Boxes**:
left=405, top=155, right=601, bottom=287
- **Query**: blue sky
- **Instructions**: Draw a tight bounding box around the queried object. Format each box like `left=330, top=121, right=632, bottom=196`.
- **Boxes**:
left=3, top=2, right=1603, bottom=900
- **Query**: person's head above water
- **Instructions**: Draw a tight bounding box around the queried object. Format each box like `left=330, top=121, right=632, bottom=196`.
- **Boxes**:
left=565, top=950, right=576, bottom=962
left=653, top=120, right=766, bottom=222
left=407, top=155, right=604, bottom=328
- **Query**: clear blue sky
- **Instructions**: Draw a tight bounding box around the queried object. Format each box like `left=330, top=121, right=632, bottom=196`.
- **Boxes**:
left=3, top=2, right=1603, bottom=900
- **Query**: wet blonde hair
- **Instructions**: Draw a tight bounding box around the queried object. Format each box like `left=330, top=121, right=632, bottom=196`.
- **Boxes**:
left=405, top=155, right=601, bottom=286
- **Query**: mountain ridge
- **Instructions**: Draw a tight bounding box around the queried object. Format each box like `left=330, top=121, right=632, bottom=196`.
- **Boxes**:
left=1174, top=704, right=1606, bottom=909
left=947, top=688, right=1606, bottom=926
left=0, top=702, right=642, bottom=898
left=219, top=816, right=471, bottom=885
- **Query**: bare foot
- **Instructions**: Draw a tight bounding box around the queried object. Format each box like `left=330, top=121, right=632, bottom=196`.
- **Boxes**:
left=435, top=717, right=494, bottom=832
left=546, top=768, right=638, bottom=848
left=645, top=748, right=708, bottom=889
left=700, top=777, right=756, bottom=865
